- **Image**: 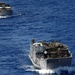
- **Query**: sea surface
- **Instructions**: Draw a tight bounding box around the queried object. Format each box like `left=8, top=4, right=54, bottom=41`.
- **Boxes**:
left=0, top=0, right=75, bottom=75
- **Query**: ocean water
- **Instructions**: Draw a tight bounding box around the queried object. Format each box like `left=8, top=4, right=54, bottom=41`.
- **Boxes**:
left=0, top=0, right=75, bottom=75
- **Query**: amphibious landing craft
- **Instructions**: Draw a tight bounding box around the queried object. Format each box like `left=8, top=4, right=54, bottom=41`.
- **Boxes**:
left=0, top=2, right=13, bottom=16
left=29, top=39, right=72, bottom=69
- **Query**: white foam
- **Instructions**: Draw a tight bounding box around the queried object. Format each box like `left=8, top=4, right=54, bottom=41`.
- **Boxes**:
left=0, top=16, right=9, bottom=18
left=24, top=65, right=75, bottom=74
left=19, top=63, right=75, bottom=74
left=36, top=69, right=54, bottom=74
left=19, top=65, right=35, bottom=70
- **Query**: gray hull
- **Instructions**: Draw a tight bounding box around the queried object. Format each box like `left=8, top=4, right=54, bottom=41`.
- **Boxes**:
left=29, top=54, right=72, bottom=69
left=47, top=57, right=72, bottom=69
left=0, top=9, right=13, bottom=16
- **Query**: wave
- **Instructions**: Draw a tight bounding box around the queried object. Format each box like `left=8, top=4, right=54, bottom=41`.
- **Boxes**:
left=0, top=16, right=11, bottom=18
left=0, top=12, right=23, bottom=19
left=0, top=14, right=17, bottom=19
left=20, top=65, right=75, bottom=74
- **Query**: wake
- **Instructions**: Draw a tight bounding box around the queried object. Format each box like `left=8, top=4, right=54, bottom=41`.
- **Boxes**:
left=0, top=13, right=22, bottom=19
left=0, top=16, right=10, bottom=18
left=20, top=65, right=75, bottom=74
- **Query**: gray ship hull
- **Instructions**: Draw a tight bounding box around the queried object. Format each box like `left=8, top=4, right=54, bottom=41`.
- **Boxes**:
left=47, top=57, right=72, bottom=69
left=0, top=9, right=13, bottom=16
left=29, top=54, right=72, bottom=69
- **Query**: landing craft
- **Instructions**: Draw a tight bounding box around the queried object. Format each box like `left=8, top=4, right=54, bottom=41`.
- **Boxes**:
left=29, top=39, right=72, bottom=69
left=0, top=2, right=13, bottom=16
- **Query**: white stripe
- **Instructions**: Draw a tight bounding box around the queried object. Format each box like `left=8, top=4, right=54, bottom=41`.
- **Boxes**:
left=0, top=7, right=11, bottom=8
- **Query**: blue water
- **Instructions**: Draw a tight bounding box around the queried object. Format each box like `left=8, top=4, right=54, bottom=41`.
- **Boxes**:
left=0, top=0, right=75, bottom=75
